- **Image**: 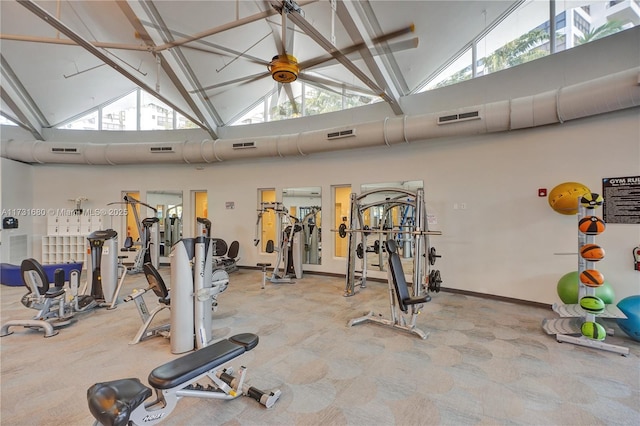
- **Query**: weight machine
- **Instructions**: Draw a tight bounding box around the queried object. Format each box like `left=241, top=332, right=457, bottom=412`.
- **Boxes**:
left=165, top=204, right=183, bottom=248
left=301, top=206, right=321, bottom=264
left=109, top=195, right=159, bottom=274
left=348, top=239, right=431, bottom=339
left=338, top=188, right=442, bottom=297
left=254, top=202, right=303, bottom=284
left=171, top=236, right=230, bottom=354
left=1, top=230, right=127, bottom=338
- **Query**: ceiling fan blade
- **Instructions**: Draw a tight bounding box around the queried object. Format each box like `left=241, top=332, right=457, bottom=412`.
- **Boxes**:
left=283, top=10, right=295, bottom=54
left=286, top=8, right=401, bottom=114
left=190, top=71, right=270, bottom=93
left=180, top=44, right=270, bottom=66
left=299, top=37, right=418, bottom=72
left=296, top=24, right=415, bottom=70
left=269, top=82, right=284, bottom=112
left=283, top=83, right=299, bottom=115
left=139, top=19, right=270, bottom=66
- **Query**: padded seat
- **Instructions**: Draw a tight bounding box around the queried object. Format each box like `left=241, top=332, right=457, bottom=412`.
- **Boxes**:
left=149, top=333, right=258, bottom=389
left=386, top=240, right=430, bottom=312
left=87, top=378, right=152, bottom=426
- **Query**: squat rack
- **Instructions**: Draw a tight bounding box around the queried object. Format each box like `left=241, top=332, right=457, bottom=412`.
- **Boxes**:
left=340, top=187, right=441, bottom=297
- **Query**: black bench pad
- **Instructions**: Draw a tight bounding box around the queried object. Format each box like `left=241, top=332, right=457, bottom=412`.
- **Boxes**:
left=148, top=333, right=258, bottom=390
left=87, top=378, right=152, bottom=426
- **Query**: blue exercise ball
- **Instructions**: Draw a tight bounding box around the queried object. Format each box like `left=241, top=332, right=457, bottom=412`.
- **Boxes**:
left=616, top=295, right=640, bottom=342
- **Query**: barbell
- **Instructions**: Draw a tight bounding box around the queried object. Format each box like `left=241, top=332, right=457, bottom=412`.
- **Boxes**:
left=334, top=223, right=442, bottom=238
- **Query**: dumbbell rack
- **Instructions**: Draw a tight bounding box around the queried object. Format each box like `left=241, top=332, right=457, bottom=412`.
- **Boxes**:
left=542, top=198, right=629, bottom=355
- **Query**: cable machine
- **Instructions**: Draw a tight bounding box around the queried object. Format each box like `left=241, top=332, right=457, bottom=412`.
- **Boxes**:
left=254, top=202, right=303, bottom=284
left=108, top=195, right=159, bottom=274
left=300, top=206, right=321, bottom=264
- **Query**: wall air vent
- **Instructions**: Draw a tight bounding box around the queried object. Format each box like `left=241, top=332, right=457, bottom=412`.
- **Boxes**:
left=327, top=129, right=356, bottom=140
left=437, top=110, right=481, bottom=125
left=51, top=147, right=79, bottom=154
left=149, top=146, right=174, bottom=153
left=232, top=142, right=256, bottom=149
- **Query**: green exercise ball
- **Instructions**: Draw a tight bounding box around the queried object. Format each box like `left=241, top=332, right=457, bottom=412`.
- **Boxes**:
left=556, top=271, right=615, bottom=304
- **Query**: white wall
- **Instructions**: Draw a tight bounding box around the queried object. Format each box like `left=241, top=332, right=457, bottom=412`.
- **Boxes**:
left=0, top=157, right=33, bottom=263
left=2, top=28, right=639, bottom=304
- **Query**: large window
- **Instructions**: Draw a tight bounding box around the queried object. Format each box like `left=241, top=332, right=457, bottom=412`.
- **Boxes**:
left=232, top=81, right=379, bottom=126
left=417, top=0, right=636, bottom=93
left=102, top=91, right=137, bottom=131
left=58, top=88, right=196, bottom=131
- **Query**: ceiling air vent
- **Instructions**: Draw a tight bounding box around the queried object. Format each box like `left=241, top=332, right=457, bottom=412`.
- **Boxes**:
left=327, top=129, right=356, bottom=140
left=232, top=142, right=256, bottom=149
left=51, top=147, right=79, bottom=154
left=437, top=110, right=480, bottom=125
left=149, top=146, right=174, bottom=153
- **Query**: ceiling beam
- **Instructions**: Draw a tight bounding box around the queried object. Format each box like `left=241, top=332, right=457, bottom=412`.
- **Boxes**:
left=128, top=0, right=224, bottom=128
left=285, top=2, right=403, bottom=115
left=335, top=0, right=403, bottom=111
left=116, top=0, right=220, bottom=135
left=153, top=0, right=318, bottom=52
left=0, top=33, right=154, bottom=51
left=15, top=0, right=211, bottom=137
left=348, top=0, right=410, bottom=96
left=1, top=90, right=44, bottom=141
left=1, top=54, right=45, bottom=140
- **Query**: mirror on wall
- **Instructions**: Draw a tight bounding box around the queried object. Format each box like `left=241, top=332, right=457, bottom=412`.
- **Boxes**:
left=147, top=190, right=183, bottom=257
left=282, top=187, right=322, bottom=265
left=359, top=181, right=423, bottom=274
left=334, top=185, right=352, bottom=258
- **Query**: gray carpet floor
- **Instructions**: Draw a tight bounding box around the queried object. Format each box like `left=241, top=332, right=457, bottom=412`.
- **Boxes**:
left=1, top=268, right=639, bottom=425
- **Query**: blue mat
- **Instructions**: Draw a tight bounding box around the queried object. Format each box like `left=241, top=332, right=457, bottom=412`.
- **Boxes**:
left=1, top=262, right=83, bottom=287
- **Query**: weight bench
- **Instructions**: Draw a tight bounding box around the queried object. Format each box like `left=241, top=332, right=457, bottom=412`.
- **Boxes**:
left=348, top=239, right=430, bottom=339
left=87, top=333, right=281, bottom=426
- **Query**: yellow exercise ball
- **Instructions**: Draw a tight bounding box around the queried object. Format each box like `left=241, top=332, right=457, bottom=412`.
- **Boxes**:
left=548, top=182, right=591, bottom=215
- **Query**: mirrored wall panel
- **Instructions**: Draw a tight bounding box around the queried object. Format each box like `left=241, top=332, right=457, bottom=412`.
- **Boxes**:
left=147, top=190, right=183, bottom=256
left=282, top=187, right=322, bottom=265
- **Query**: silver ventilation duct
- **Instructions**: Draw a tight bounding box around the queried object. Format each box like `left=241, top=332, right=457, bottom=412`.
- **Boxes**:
left=2, top=67, right=639, bottom=165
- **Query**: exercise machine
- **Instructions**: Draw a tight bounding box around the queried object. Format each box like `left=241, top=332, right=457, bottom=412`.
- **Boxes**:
left=126, top=257, right=228, bottom=347
left=196, top=217, right=211, bottom=237
left=124, top=263, right=171, bottom=345
left=164, top=205, right=183, bottom=249
left=301, top=207, right=321, bottom=264
left=217, top=240, right=240, bottom=274
left=254, top=202, right=302, bottom=284
left=86, top=229, right=128, bottom=309
left=0, top=259, right=73, bottom=337
left=339, top=187, right=442, bottom=297
left=109, top=195, right=159, bottom=273
left=348, top=239, right=431, bottom=339
left=171, top=236, right=230, bottom=354
left=0, top=243, right=127, bottom=337
left=87, top=333, right=281, bottom=426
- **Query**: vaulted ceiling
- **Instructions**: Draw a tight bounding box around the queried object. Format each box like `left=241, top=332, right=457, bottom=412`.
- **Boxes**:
left=0, top=1, right=519, bottom=139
